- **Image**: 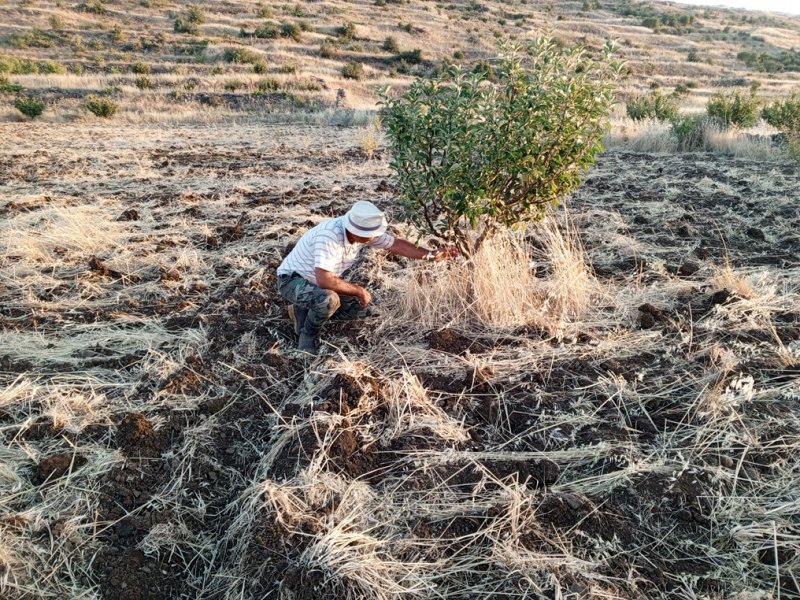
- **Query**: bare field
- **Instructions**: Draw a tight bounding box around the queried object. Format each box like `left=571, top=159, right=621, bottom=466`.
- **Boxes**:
left=1, top=118, right=798, bottom=599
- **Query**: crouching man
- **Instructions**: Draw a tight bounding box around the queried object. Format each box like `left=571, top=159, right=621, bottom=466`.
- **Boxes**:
left=277, top=200, right=454, bottom=354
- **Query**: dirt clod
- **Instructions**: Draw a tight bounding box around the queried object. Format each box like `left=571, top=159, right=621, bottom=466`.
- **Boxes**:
left=116, top=413, right=161, bottom=456
left=36, top=453, right=87, bottom=484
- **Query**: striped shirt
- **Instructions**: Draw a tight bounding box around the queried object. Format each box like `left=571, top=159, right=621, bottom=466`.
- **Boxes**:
left=277, top=217, right=395, bottom=285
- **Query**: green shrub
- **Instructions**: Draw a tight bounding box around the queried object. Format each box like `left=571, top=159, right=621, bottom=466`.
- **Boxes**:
left=706, top=90, right=760, bottom=128
left=186, top=5, right=205, bottom=24
left=14, top=96, right=45, bottom=119
left=174, top=18, right=198, bottom=34
left=86, top=96, right=118, bottom=117
left=674, top=83, right=690, bottom=96
left=338, top=22, right=356, bottom=40
left=379, top=37, right=620, bottom=255
left=281, top=23, right=302, bottom=42
left=251, top=25, right=279, bottom=39
left=222, top=47, right=263, bottom=65
left=626, top=91, right=679, bottom=122
left=277, top=64, right=298, bottom=74
left=320, top=38, right=338, bottom=58
left=383, top=36, right=399, bottom=52
left=253, top=60, right=268, bottom=74
left=342, top=61, right=364, bottom=80
left=224, top=79, right=243, bottom=91
left=76, top=0, right=106, bottom=14
left=131, top=61, right=150, bottom=74
left=0, top=75, right=22, bottom=93
left=453, top=50, right=465, bottom=60
left=135, top=75, right=154, bottom=89
left=762, top=93, right=800, bottom=138
left=737, top=50, right=800, bottom=73
left=670, top=114, right=716, bottom=150
left=256, top=77, right=281, bottom=92
left=39, top=60, right=67, bottom=74
left=396, top=49, right=423, bottom=64
left=10, top=29, right=57, bottom=49
left=0, top=57, right=66, bottom=75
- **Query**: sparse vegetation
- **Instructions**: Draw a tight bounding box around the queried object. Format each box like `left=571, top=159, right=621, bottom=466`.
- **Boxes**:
left=0, top=56, right=66, bottom=74
left=737, top=49, right=800, bottom=73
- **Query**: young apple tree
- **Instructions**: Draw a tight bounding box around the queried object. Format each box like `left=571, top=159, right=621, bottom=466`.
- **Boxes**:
left=379, top=37, right=621, bottom=256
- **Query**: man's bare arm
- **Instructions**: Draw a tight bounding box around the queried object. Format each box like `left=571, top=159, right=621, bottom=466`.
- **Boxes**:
left=315, top=268, right=371, bottom=306
left=386, top=239, right=457, bottom=261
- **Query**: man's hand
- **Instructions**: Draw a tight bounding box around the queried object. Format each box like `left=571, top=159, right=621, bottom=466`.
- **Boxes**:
left=432, top=247, right=458, bottom=262
left=357, top=287, right=372, bottom=308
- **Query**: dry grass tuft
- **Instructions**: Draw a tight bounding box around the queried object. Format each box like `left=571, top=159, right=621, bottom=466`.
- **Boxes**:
left=387, top=216, right=597, bottom=335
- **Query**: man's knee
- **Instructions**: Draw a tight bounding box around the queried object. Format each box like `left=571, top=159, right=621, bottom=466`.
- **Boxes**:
left=315, top=289, right=340, bottom=317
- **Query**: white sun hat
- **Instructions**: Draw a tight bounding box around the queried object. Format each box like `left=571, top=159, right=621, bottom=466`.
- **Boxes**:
left=343, top=200, right=388, bottom=237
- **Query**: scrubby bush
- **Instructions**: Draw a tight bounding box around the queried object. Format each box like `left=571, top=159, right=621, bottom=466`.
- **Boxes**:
left=737, top=50, right=800, bottom=73
left=337, top=22, right=356, bottom=40
left=251, top=25, right=279, bottom=38
left=379, top=37, right=620, bottom=256
left=396, top=49, right=423, bottom=64
left=174, top=18, right=198, bottom=34
left=281, top=23, right=303, bottom=42
left=382, top=36, right=399, bottom=52
left=131, top=61, right=150, bottom=74
left=762, top=93, right=800, bottom=134
left=256, top=78, right=281, bottom=92
left=670, top=114, right=719, bottom=150
left=186, top=5, right=205, bottom=24
left=135, top=75, right=154, bottom=89
left=0, top=57, right=66, bottom=75
left=706, top=90, right=760, bottom=128
left=626, top=90, right=679, bottom=122
left=320, top=38, right=338, bottom=58
left=0, top=75, right=22, bottom=92
left=76, top=0, right=106, bottom=14
left=342, top=61, right=364, bottom=80
left=222, top=47, right=263, bottom=65
left=14, top=96, right=45, bottom=119
left=86, top=97, right=118, bottom=117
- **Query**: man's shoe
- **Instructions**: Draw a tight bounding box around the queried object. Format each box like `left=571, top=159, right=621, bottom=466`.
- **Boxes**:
left=298, top=332, right=317, bottom=355
left=288, top=305, right=308, bottom=336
